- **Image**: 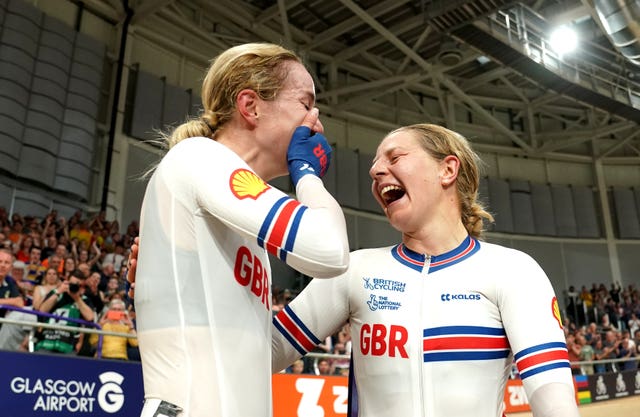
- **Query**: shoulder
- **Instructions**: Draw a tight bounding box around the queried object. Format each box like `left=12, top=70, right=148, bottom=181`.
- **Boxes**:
left=351, top=246, right=395, bottom=257
left=479, top=241, right=537, bottom=263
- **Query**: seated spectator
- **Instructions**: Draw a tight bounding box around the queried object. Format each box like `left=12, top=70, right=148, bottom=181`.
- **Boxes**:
left=8, top=219, right=24, bottom=245
left=0, top=248, right=25, bottom=317
left=315, top=358, right=332, bottom=376
left=74, top=241, right=101, bottom=272
left=40, top=235, right=57, bottom=262
left=577, top=334, right=595, bottom=375
left=566, top=333, right=582, bottom=375
left=600, top=330, right=620, bottom=372
left=25, top=247, right=45, bottom=283
left=0, top=260, right=36, bottom=351
left=62, top=256, right=77, bottom=281
left=90, top=299, right=137, bottom=360
left=34, top=269, right=96, bottom=354
left=10, top=260, right=34, bottom=306
left=600, top=313, right=617, bottom=332
left=286, top=359, right=305, bottom=374
left=593, top=338, right=607, bottom=374
left=69, top=219, right=93, bottom=248
left=104, top=277, right=123, bottom=301
left=32, top=268, right=60, bottom=310
left=103, top=243, right=126, bottom=274
left=618, top=330, right=637, bottom=371
left=15, top=235, right=33, bottom=263
left=84, top=272, right=106, bottom=316
left=628, top=312, right=640, bottom=339
left=98, top=262, right=115, bottom=292
left=41, top=244, right=67, bottom=274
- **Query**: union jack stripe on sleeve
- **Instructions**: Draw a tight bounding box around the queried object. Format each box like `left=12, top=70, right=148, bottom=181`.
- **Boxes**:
left=258, top=196, right=307, bottom=262
left=514, top=342, right=570, bottom=379
left=273, top=305, right=321, bottom=355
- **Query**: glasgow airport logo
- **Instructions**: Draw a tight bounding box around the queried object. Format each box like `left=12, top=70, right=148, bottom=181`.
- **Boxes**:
left=10, top=371, right=126, bottom=413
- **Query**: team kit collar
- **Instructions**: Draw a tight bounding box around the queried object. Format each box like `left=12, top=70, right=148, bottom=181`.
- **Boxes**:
left=391, top=235, right=480, bottom=273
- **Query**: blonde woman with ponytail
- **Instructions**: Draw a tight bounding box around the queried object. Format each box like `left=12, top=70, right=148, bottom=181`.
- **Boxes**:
left=134, top=43, right=349, bottom=417
left=272, top=124, right=581, bottom=417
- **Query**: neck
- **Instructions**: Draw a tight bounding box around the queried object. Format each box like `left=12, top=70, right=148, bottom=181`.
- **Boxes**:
left=402, top=221, right=469, bottom=256
left=217, top=133, right=284, bottom=181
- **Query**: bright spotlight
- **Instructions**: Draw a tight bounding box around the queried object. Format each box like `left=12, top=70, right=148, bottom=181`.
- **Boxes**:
left=549, top=26, right=578, bottom=55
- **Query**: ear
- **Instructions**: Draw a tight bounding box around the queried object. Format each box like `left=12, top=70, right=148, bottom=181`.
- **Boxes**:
left=440, top=155, right=460, bottom=187
left=236, top=89, right=259, bottom=127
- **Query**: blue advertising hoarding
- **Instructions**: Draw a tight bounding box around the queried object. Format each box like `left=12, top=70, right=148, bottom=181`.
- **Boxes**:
left=0, top=351, right=144, bottom=416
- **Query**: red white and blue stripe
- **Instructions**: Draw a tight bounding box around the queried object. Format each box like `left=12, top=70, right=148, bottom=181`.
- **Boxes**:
left=514, top=342, right=570, bottom=379
left=273, top=305, right=321, bottom=356
left=392, top=235, right=480, bottom=273
left=258, top=196, right=307, bottom=262
left=423, top=325, right=510, bottom=362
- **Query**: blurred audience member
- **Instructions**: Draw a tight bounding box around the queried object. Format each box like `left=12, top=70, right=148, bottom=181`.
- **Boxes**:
left=0, top=248, right=25, bottom=315
left=35, top=269, right=96, bottom=354
left=32, top=268, right=60, bottom=310
left=90, top=299, right=137, bottom=360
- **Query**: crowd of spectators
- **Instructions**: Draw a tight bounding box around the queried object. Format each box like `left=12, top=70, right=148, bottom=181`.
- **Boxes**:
left=2, top=205, right=638, bottom=376
left=0, top=207, right=139, bottom=361
left=564, top=282, right=640, bottom=375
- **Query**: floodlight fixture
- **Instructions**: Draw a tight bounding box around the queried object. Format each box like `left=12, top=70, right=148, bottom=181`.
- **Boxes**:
left=549, top=26, right=578, bottom=56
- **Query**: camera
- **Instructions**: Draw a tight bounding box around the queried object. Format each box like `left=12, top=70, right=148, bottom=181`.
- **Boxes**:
left=69, top=283, right=81, bottom=293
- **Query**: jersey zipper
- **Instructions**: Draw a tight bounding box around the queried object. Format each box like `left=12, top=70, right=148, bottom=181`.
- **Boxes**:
left=420, top=254, right=430, bottom=417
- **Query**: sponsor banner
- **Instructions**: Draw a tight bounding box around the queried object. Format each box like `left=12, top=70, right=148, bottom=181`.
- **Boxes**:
left=272, top=374, right=348, bottom=417
left=589, top=369, right=640, bottom=401
left=0, top=351, right=143, bottom=417
left=503, top=379, right=531, bottom=413
left=271, top=374, right=557, bottom=416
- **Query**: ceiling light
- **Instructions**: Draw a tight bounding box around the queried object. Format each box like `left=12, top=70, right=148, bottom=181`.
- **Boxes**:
left=549, top=26, right=578, bottom=55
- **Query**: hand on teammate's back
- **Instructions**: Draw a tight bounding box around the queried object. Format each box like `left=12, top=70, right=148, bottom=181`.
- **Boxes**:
left=126, top=236, right=138, bottom=299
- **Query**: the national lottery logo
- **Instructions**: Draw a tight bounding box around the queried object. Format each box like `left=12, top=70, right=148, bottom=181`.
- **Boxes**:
left=363, top=277, right=406, bottom=292
left=10, top=371, right=126, bottom=413
left=366, top=294, right=401, bottom=311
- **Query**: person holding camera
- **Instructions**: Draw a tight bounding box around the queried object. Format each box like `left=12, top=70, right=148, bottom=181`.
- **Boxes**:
left=90, top=298, right=137, bottom=360
left=35, top=269, right=96, bottom=354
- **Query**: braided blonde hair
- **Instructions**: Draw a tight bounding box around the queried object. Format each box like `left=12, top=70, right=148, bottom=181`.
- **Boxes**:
left=165, top=43, right=301, bottom=148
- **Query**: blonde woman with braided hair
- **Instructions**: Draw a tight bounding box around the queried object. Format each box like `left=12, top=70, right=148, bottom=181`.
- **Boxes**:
left=273, top=124, right=581, bottom=417
left=135, top=42, right=349, bottom=417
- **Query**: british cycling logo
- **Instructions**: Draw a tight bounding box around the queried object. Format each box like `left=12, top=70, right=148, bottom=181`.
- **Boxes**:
left=10, top=371, right=125, bottom=413
left=363, top=277, right=406, bottom=292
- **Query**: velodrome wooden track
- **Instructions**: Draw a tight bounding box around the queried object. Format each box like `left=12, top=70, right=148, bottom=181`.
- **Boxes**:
left=512, top=395, right=639, bottom=417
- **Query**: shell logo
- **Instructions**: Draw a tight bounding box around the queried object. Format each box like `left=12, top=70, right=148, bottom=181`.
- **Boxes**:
left=230, top=169, right=270, bottom=199
left=551, top=296, right=563, bottom=329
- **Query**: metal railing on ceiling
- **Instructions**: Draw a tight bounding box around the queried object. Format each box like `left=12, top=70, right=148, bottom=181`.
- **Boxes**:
left=478, top=3, right=640, bottom=110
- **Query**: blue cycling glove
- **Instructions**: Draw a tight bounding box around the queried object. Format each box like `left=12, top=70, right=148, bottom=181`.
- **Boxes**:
left=287, top=126, right=332, bottom=187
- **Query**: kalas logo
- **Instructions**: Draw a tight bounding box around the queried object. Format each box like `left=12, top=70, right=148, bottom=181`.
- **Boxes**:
left=440, top=293, right=481, bottom=302
left=97, top=372, right=125, bottom=413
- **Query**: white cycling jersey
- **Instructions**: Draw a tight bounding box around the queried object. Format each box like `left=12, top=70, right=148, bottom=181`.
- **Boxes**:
left=135, top=136, right=349, bottom=417
left=273, top=236, right=575, bottom=417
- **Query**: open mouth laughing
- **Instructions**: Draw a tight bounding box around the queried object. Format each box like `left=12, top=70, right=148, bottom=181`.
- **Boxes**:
left=380, top=184, right=406, bottom=206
